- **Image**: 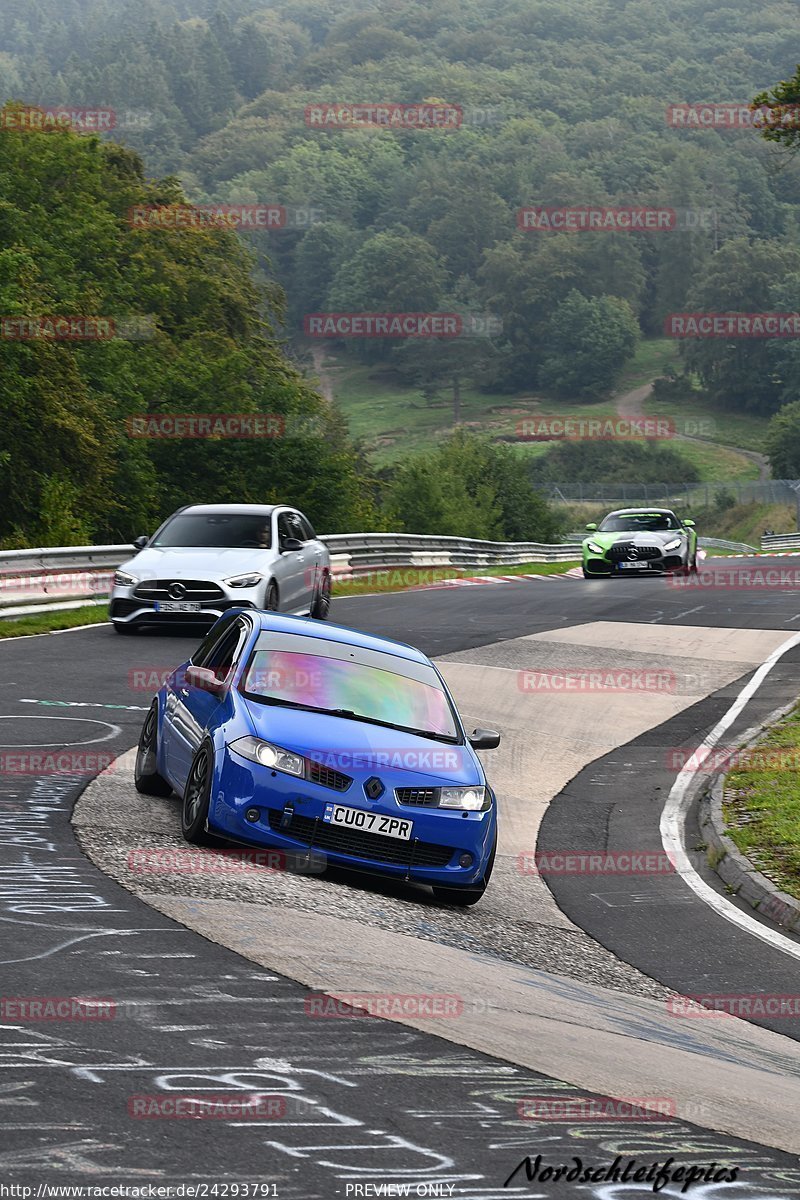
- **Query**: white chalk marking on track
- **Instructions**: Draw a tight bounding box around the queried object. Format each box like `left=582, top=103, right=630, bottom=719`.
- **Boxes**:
left=661, top=629, right=800, bottom=962
left=0, top=621, right=109, bottom=644
left=673, top=606, right=705, bottom=620
left=0, top=714, right=121, bottom=747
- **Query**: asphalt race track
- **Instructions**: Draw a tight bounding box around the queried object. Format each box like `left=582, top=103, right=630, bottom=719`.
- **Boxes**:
left=5, top=556, right=800, bottom=1197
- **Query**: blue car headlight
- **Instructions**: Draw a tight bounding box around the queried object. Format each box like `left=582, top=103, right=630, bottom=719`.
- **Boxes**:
left=230, top=735, right=304, bottom=778
left=114, top=570, right=138, bottom=586
left=438, top=785, right=488, bottom=811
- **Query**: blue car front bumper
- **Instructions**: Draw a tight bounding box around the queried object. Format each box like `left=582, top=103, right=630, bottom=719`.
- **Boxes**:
left=209, top=749, right=496, bottom=887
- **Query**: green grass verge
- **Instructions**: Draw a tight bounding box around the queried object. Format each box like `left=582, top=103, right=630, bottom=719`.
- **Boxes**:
left=723, top=704, right=800, bottom=902
left=0, top=604, right=109, bottom=639
left=333, top=560, right=580, bottom=596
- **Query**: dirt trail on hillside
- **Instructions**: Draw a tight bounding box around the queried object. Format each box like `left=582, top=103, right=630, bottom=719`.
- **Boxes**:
left=615, top=382, right=770, bottom=480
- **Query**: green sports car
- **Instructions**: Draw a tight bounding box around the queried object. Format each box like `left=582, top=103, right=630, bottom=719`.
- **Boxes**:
left=582, top=508, right=698, bottom=578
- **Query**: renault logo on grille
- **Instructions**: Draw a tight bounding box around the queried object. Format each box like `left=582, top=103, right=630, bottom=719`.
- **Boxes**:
left=167, top=581, right=187, bottom=599
left=364, top=776, right=384, bottom=801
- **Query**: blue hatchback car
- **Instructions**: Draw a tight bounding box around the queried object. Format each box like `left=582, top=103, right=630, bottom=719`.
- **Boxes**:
left=134, top=610, right=500, bottom=905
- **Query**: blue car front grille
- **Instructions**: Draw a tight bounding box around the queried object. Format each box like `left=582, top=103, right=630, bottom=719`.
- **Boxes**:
left=395, top=787, right=438, bottom=806
left=307, top=761, right=351, bottom=791
left=268, top=810, right=453, bottom=868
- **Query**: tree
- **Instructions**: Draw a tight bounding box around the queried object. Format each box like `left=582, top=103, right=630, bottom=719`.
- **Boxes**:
left=385, top=429, right=561, bottom=540
left=752, top=67, right=800, bottom=150
left=392, top=336, right=496, bottom=426
left=765, top=401, right=800, bottom=477
left=327, top=228, right=448, bottom=361
left=538, top=291, right=640, bottom=399
left=681, top=239, right=800, bottom=414
left=0, top=106, right=375, bottom=544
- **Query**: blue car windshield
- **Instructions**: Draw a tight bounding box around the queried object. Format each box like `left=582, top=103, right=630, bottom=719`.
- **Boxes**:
left=242, top=635, right=459, bottom=740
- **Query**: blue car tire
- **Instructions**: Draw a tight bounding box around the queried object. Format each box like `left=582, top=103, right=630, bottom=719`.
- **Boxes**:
left=182, top=742, right=216, bottom=845
left=134, top=703, right=173, bottom=797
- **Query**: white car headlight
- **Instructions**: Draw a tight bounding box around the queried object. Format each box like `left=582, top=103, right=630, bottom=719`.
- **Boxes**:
left=114, top=570, right=138, bottom=586
left=225, top=573, right=263, bottom=588
left=663, top=538, right=682, bottom=551
left=230, top=735, right=304, bottom=777
left=438, top=785, right=488, bottom=811
left=586, top=541, right=603, bottom=554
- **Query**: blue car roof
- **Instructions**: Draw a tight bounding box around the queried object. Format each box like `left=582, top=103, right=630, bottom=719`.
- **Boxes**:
left=249, top=611, right=429, bottom=665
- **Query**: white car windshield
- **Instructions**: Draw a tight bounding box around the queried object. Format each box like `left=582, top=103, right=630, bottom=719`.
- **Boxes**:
left=152, top=513, right=272, bottom=548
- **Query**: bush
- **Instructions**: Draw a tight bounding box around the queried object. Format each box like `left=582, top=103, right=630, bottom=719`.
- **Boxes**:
left=530, top=440, right=700, bottom=486
left=384, top=429, right=562, bottom=541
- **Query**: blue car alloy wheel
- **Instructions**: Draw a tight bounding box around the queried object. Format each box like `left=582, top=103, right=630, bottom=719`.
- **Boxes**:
left=139, top=609, right=501, bottom=906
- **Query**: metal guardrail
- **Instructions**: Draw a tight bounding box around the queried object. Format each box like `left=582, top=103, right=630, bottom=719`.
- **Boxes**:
left=0, top=535, right=583, bottom=619
left=761, top=533, right=800, bottom=551
left=699, top=537, right=759, bottom=553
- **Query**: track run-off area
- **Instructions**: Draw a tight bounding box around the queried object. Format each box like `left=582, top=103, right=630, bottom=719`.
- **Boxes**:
left=5, top=556, right=800, bottom=1197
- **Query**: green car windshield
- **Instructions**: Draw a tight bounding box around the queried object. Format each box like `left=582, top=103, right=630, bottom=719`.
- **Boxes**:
left=598, top=513, right=681, bottom=533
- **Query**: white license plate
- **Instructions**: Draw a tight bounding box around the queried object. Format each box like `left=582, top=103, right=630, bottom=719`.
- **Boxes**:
left=323, top=803, right=412, bottom=841
left=617, top=561, right=648, bottom=570
left=155, top=600, right=202, bottom=612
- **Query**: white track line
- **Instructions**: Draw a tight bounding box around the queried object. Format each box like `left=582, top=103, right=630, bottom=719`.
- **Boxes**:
left=661, top=630, right=800, bottom=961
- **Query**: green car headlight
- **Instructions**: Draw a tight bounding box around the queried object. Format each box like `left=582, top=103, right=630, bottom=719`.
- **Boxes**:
left=586, top=541, right=603, bottom=554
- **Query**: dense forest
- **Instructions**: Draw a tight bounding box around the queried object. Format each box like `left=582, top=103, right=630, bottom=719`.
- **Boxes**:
left=2, top=0, right=800, bottom=540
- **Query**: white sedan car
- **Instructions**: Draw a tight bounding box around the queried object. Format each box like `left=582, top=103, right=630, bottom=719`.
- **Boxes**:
left=109, top=503, right=331, bottom=634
